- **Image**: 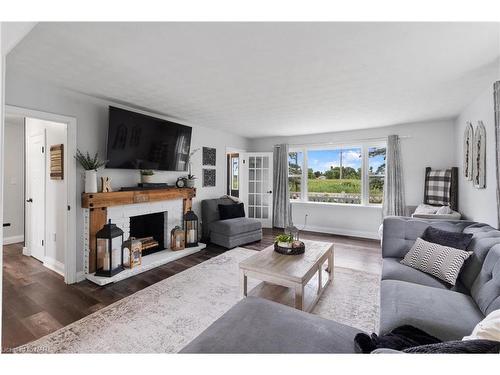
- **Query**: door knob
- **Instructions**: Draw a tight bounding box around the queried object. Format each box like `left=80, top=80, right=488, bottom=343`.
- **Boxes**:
left=26, top=198, right=33, bottom=203
left=267, top=190, right=273, bottom=194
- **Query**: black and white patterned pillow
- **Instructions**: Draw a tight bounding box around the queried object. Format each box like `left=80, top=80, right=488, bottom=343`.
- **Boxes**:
left=401, top=238, right=472, bottom=285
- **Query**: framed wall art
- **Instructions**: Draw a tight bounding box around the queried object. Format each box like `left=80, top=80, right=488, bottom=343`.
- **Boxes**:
left=202, top=147, right=216, bottom=166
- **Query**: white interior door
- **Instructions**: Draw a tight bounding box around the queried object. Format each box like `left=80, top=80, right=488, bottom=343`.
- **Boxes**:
left=240, top=152, right=273, bottom=228
left=26, top=131, right=46, bottom=262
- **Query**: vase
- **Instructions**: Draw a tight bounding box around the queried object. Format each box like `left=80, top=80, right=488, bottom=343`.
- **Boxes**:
left=185, top=179, right=195, bottom=188
left=84, top=170, right=98, bottom=193
left=141, top=175, right=153, bottom=183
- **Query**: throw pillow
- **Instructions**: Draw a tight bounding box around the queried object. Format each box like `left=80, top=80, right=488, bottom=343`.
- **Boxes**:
left=218, top=203, right=245, bottom=220
left=401, top=238, right=472, bottom=285
left=463, top=309, right=500, bottom=342
left=403, top=339, right=500, bottom=354
left=436, top=205, right=453, bottom=215
left=414, top=204, right=439, bottom=215
left=354, top=325, right=441, bottom=353
left=421, top=226, right=473, bottom=250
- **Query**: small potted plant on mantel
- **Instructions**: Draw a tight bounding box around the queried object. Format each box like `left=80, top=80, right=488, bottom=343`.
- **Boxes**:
left=186, top=148, right=200, bottom=188
left=75, top=150, right=107, bottom=193
left=140, top=169, right=154, bottom=184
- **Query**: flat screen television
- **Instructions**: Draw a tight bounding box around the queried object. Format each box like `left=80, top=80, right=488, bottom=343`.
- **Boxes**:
left=105, top=106, right=192, bottom=171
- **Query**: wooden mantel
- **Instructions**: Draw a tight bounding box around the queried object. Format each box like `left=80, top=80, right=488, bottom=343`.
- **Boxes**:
left=82, top=187, right=196, bottom=209
left=82, top=187, right=196, bottom=274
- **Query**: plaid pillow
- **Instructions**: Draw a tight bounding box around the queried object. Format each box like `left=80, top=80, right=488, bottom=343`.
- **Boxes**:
left=424, top=169, right=451, bottom=206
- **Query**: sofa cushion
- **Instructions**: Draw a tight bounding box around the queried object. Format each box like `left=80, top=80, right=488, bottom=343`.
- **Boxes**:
left=380, top=279, right=484, bottom=341
left=382, top=217, right=473, bottom=259
left=469, top=244, right=500, bottom=316
left=459, top=224, right=500, bottom=291
left=209, top=217, right=261, bottom=236
left=180, top=297, right=363, bottom=353
left=382, top=258, right=467, bottom=293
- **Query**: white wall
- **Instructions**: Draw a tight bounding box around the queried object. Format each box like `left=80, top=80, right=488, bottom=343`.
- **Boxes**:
left=249, top=119, right=457, bottom=238
left=455, top=85, right=499, bottom=227
left=3, top=119, right=24, bottom=242
left=5, top=72, right=250, bottom=275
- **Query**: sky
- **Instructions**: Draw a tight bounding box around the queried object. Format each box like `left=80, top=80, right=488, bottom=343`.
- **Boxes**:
left=290, top=147, right=385, bottom=174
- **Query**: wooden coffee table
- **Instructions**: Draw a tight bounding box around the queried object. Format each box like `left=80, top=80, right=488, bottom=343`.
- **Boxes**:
left=239, top=240, right=334, bottom=312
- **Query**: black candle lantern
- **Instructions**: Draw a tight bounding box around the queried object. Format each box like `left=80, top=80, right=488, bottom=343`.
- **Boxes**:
left=95, top=219, right=125, bottom=277
left=184, top=210, right=199, bottom=248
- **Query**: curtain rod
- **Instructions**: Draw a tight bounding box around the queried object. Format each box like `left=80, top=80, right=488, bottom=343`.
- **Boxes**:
left=275, top=135, right=411, bottom=148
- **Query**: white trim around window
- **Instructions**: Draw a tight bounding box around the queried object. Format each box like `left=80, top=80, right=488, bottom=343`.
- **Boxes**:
left=289, top=140, right=386, bottom=207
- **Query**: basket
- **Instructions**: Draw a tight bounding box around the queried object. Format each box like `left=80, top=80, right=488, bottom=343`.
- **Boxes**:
left=274, top=241, right=305, bottom=255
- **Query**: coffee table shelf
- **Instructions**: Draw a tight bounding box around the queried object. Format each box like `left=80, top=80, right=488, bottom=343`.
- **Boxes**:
left=239, top=240, right=334, bottom=312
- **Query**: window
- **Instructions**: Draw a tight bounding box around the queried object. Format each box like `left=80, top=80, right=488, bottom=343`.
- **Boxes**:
left=368, top=146, right=386, bottom=204
left=307, top=148, right=362, bottom=204
left=288, top=151, right=303, bottom=200
left=231, top=156, right=239, bottom=190
left=288, top=142, right=386, bottom=205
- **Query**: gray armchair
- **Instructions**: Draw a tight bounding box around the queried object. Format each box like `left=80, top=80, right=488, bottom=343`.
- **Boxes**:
left=201, top=198, right=262, bottom=249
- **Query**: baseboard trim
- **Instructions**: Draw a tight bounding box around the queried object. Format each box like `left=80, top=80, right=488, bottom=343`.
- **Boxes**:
left=303, top=225, right=380, bottom=240
left=76, top=271, right=86, bottom=283
left=43, top=257, right=65, bottom=276
left=3, top=235, right=24, bottom=245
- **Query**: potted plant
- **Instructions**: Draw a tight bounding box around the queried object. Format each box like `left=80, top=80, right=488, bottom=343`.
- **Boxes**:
left=75, top=150, right=107, bottom=193
left=275, top=233, right=294, bottom=248
left=186, top=148, right=200, bottom=188
left=186, top=175, right=196, bottom=188
left=140, top=169, right=154, bottom=183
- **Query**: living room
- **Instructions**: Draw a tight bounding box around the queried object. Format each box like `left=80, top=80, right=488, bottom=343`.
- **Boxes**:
left=1, top=1, right=500, bottom=370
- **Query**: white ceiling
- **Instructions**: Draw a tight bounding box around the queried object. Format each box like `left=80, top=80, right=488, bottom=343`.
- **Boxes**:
left=7, top=22, right=500, bottom=138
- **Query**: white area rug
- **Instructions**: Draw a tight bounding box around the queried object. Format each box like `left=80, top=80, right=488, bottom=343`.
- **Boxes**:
left=16, top=248, right=380, bottom=353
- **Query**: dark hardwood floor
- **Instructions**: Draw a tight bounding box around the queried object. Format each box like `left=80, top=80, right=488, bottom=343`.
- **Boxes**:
left=2, top=229, right=380, bottom=351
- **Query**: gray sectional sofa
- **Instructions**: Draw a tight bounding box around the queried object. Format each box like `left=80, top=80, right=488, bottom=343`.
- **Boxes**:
left=201, top=197, right=262, bottom=249
left=182, top=217, right=500, bottom=353
left=380, top=217, right=500, bottom=341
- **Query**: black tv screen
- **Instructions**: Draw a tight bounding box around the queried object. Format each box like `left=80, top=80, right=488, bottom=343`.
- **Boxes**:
left=105, top=107, right=192, bottom=171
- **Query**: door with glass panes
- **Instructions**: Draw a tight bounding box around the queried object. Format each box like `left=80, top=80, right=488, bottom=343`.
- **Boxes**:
left=240, top=152, right=273, bottom=228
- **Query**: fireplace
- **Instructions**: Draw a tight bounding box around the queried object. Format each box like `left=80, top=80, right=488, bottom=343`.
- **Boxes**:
left=129, top=212, right=168, bottom=256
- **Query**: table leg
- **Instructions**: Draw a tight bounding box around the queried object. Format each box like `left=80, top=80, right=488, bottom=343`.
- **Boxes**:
left=295, top=284, right=304, bottom=310
left=240, top=270, right=247, bottom=297
left=317, top=264, right=322, bottom=294
left=327, top=249, right=334, bottom=281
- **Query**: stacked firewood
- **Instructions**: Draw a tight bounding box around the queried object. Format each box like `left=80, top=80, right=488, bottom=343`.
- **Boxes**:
left=136, top=237, right=159, bottom=251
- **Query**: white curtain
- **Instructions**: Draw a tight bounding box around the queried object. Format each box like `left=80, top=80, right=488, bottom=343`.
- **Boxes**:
left=494, top=81, right=500, bottom=228
left=383, top=135, right=406, bottom=217
left=273, top=144, right=292, bottom=228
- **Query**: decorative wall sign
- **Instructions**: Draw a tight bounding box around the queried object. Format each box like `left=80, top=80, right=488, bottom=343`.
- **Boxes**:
left=50, top=144, right=64, bottom=180
left=202, top=147, right=216, bottom=166
left=463, top=122, right=474, bottom=181
left=203, top=168, right=216, bottom=187
left=473, top=121, right=486, bottom=189
left=101, top=176, right=112, bottom=192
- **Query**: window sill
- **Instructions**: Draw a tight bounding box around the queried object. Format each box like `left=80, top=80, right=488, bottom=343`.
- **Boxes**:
left=290, top=200, right=383, bottom=209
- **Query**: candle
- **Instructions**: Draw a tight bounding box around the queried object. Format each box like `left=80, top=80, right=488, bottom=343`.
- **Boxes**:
left=188, top=229, right=195, bottom=243
left=103, top=252, right=110, bottom=271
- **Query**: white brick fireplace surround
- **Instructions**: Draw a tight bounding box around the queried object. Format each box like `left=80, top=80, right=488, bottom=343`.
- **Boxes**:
left=84, top=199, right=206, bottom=286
